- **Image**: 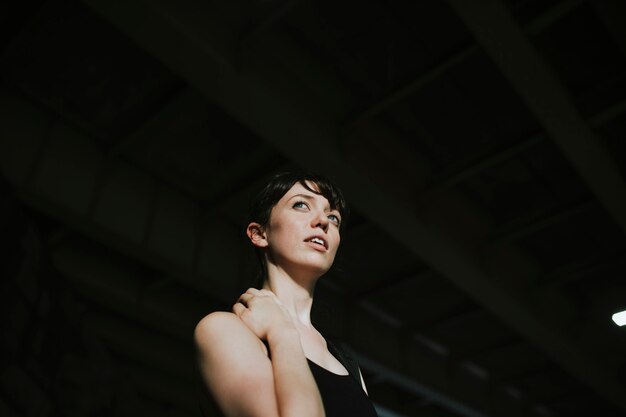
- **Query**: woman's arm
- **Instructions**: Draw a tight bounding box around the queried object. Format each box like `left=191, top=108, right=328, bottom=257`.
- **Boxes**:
left=194, top=290, right=324, bottom=417
left=264, top=325, right=324, bottom=417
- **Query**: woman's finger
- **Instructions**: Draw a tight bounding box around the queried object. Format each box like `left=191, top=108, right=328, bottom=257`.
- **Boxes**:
left=245, top=288, right=261, bottom=296
left=232, top=302, right=246, bottom=316
left=237, top=293, right=253, bottom=306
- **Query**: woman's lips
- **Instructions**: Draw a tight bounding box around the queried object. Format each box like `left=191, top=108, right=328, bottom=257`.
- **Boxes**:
left=305, top=235, right=327, bottom=248
left=305, top=239, right=328, bottom=251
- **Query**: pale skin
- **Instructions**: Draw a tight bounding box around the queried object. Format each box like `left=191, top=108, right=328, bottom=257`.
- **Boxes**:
left=194, top=182, right=367, bottom=417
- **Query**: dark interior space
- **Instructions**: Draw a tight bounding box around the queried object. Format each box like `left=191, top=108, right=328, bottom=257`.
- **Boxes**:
left=2, top=0, right=626, bottom=416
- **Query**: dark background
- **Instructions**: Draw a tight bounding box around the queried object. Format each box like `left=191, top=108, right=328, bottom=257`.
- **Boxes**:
left=2, top=0, right=626, bottom=416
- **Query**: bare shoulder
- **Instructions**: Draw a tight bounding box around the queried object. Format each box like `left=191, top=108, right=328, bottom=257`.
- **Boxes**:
left=195, top=310, right=242, bottom=332
left=195, top=311, right=276, bottom=416
left=195, top=311, right=245, bottom=339
left=195, top=311, right=267, bottom=356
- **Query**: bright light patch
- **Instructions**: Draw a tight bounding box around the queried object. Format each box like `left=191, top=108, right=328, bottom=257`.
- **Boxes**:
left=612, top=310, right=626, bottom=326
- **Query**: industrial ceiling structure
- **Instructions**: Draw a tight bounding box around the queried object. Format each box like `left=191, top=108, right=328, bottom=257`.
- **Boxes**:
left=2, top=0, right=626, bottom=416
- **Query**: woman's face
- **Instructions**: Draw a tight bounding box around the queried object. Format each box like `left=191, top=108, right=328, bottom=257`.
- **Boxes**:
left=251, top=182, right=342, bottom=278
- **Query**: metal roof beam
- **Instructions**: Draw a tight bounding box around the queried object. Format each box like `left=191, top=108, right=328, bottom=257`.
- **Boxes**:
left=592, top=0, right=626, bottom=57
left=427, top=93, right=626, bottom=196
left=448, top=0, right=626, bottom=411
left=489, top=200, right=596, bottom=245
left=346, top=0, right=586, bottom=127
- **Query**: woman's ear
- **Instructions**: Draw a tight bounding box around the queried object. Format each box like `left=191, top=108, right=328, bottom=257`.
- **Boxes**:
left=246, top=222, right=268, bottom=248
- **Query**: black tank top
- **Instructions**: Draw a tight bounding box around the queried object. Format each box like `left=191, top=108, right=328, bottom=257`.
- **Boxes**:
left=199, top=341, right=379, bottom=417
left=307, top=358, right=378, bottom=417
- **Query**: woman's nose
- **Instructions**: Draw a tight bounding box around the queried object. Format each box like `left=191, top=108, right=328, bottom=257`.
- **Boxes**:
left=312, top=211, right=329, bottom=231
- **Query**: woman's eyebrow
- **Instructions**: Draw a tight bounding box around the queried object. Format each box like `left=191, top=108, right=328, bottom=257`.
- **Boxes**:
left=289, top=194, right=336, bottom=212
left=288, top=193, right=316, bottom=201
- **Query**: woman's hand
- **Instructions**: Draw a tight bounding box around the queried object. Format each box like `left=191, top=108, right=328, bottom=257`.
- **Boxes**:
left=232, top=288, right=297, bottom=341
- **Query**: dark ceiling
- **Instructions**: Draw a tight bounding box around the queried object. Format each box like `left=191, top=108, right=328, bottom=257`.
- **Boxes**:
left=2, top=0, right=626, bottom=416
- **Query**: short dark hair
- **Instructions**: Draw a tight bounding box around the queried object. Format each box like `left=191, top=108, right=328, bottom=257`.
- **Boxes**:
left=247, top=171, right=348, bottom=287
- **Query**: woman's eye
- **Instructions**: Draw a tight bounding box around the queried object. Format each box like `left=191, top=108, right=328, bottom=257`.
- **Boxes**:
left=328, top=214, right=341, bottom=225
left=293, top=201, right=309, bottom=209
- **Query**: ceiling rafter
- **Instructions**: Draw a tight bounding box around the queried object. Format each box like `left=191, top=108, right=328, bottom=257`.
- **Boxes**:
left=522, top=0, right=586, bottom=36
left=447, top=0, right=626, bottom=411
left=542, top=254, right=626, bottom=289
left=426, top=134, right=544, bottom=193
left=489, top=199, right=596, bottom=246
left=354, top=268, right=433, bottom=300
left=347, top=44, right=479, bottom=127
left=591, top=0, right=626, bottom=57
left=7, top=147, right=236, bottom=305
left=423, top=83, right=626, bottom=197
left=355, top=354, right=491, bottom=417
left=345, top=0, right=586, bottom=129
left=406, top=303, right=479, bottom=335
left=239, top=0, right=302, bottom=47
left=451, top=338, right=522, bottom=364
left=490, top=364, right=550, bottom=385
left=447, top=0, right=626, bottom=234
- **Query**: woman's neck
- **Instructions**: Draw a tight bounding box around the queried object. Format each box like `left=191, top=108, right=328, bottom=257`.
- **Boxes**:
left=263, top=267, right=317, bottom=327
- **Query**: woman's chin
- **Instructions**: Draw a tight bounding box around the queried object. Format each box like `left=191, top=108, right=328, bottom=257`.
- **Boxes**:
left=270, top=253, right=334, bottom=279
left=291, top=262, right=332, bottom=280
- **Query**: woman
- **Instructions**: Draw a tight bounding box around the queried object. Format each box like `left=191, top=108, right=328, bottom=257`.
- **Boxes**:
left=194, top=172, right=378, bottom=417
